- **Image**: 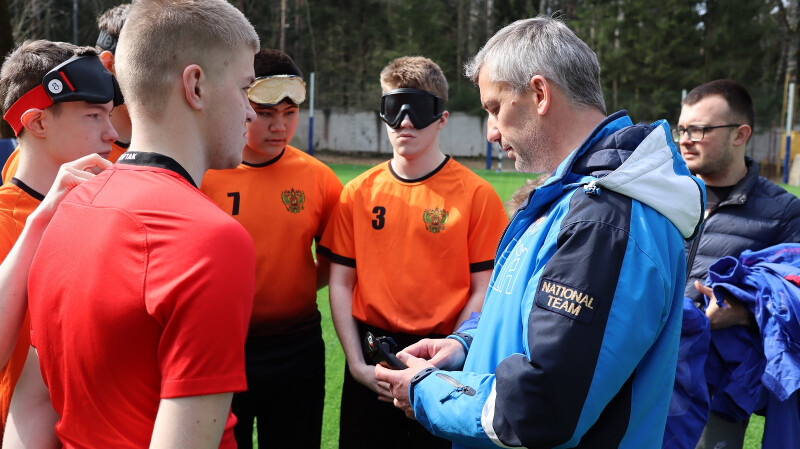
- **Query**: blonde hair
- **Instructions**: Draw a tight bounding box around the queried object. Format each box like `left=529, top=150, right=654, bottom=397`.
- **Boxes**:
left=115, top=0, right=259, bottom=116
left=380, top=56, right=449, bottom=102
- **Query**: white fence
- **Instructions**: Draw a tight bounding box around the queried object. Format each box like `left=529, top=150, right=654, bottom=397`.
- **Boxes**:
left=291, top=109, right=490, bottom=157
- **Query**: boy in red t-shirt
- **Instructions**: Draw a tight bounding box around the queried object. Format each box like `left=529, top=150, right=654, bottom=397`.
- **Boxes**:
left=1, top=4, right=132, bottom=183
left=6, top=1, right=260, bottom=448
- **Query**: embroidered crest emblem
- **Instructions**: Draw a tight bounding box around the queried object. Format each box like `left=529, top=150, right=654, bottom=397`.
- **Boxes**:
left=281, top=188, right=305, bottom=213
left=423, top=207, right=448, bottom=233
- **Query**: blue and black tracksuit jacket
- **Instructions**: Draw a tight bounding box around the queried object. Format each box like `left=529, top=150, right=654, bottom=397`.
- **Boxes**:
left=409, top=111, right=705, bottom=449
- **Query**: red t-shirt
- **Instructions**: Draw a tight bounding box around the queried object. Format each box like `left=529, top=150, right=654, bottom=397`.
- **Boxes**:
left=29, top=152, right=255, bottom=448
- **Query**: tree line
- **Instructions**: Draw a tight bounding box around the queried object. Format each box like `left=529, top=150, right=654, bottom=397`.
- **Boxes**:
left=1, top=0, right=799, bottom=139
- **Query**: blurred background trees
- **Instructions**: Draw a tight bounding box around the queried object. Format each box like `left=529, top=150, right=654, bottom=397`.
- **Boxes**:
left=1, top=0, right=799, bottom=138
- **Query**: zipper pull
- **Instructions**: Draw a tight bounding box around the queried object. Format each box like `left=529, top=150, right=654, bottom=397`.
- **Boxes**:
left=435, top=372, right=476, bottom=399
left=583, top=180, right=600, bottom=196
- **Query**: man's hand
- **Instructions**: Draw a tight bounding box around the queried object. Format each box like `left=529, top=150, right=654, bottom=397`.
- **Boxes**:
left=375, top=352, right=436, bottom=419
left=402, top=337, right=466, bottom=370
left=695, top=280, right=753, bottom=330
left=33, top=153, right=112, bottom=222
left=350, top=360, right=394, bottom=402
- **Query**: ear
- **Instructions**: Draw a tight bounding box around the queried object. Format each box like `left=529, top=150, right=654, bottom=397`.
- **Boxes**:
left=437, top=110, right=449, bottom=130
left=529, top=75, right=551, bottom=116
left=182, top=64, right=205, bottom=111
left=732, top=124, right=752, bottom=146
left=99, top=51, right=116, bottom=74
left=20, top=109, right=47, bottom=138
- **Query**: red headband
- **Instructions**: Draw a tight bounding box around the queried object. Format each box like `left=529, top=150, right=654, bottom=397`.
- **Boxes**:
left=2, top=56, right=123, bottom=137
left=3, top=85, right=57, bottom=136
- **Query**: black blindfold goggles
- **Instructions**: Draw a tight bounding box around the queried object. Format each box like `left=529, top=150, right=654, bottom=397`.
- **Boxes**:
left=3, top=55, right=124, bottom=136
left=380, top=88, right=444, bottom=129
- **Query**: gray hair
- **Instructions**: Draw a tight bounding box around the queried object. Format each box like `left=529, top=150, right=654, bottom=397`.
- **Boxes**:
left=465, top=17, right=606, bottom=114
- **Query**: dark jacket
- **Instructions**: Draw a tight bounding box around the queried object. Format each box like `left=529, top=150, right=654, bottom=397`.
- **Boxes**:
left=684, top=157, right=800, bottom=304
left=666, top=157, right=800, bottom=449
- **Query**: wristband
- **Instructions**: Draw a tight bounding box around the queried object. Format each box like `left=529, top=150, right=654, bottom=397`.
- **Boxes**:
left=447, top=332, right=473, bottom=352
left=408, top=367, right=439, bottom=407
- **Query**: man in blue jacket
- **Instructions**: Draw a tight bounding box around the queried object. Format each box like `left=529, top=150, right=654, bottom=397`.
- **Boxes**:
left=376, top=17, right=705, bottom=449
left=675, top=80, right=800, bottom=449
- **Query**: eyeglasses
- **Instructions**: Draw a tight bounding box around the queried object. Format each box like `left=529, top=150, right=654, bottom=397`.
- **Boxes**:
left=380, top=88, right=444, bottom=129
left=672, top=124, right=741, bottom=142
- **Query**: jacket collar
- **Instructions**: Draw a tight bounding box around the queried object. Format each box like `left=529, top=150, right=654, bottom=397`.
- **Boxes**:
left=722, top=157, right=758, bottom=207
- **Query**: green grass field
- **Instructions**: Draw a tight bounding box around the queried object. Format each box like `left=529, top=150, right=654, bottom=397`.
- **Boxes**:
left=265, top=162, right=783, bottom=448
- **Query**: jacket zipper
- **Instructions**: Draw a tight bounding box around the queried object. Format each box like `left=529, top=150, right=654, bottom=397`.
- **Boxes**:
left=436, top=372, right=476, bottom=396
left=685, top=193, right=744, bottom=280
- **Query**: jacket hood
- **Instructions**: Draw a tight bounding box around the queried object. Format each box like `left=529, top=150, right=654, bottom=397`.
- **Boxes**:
left=550, top=111, right=705, bottom=240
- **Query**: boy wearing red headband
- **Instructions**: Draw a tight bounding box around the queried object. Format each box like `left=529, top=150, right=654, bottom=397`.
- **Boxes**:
left=318, top=56, right=508, bottom=449
left=0, top=40, right=119, bottom=439
left=201, top=49, right=342, bottom=449
left=1, top=4, right=131, bottom=183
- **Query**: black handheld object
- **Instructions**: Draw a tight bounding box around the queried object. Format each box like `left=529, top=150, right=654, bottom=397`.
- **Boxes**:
left=365, top=332, right=407, bottom=370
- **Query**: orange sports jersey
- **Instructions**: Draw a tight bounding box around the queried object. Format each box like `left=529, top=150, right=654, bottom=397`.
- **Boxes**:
left=201, top=146, right=343, bottom=337
left=318, top=156, right=508, bottom=335
left=1, top=148, right=19, bottom=184
left=108, top=141, right=129, bottom=163
left=0, top=178, right=43, bottom=431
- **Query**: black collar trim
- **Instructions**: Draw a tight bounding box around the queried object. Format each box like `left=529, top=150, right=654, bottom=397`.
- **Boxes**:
left=116, top=152, right=196, bottom=188
left=389, top=155, right=450, bottom=183
left=10, top=177, right=45, bottom=201
left=242, top=148, right=285, bottom=168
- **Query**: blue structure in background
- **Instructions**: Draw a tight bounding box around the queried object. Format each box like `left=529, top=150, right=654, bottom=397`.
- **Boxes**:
left=485, top=140, right=492, bottom=170
left=0, top=139, right=15, bottom=182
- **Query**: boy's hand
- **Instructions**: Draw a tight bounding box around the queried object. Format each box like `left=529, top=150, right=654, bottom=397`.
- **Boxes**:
left=350, top=360, right=394, bottom=403
left=375, top=353, right=436, bottom=419
left=33, top=154, right=112, bottom=222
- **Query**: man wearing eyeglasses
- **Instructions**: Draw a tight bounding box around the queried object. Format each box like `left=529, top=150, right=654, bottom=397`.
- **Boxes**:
left=673, top=79, right=800, bottom=449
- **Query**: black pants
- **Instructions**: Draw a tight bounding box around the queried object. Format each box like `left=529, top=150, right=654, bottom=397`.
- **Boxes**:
left=338, top=323, right=451, bottom=449
left=232, top=326, right=325, bottom=449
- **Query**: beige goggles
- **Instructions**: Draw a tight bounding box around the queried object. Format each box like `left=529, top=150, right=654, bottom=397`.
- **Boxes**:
left=248, top=75, right=306, bottom=106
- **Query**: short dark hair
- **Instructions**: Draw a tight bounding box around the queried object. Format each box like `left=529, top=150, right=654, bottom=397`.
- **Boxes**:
left=683, top=79, right=755, bottom=129
left=254, top=49, right=302, bottom=79
left=96, top=3, right=131, bottom=53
